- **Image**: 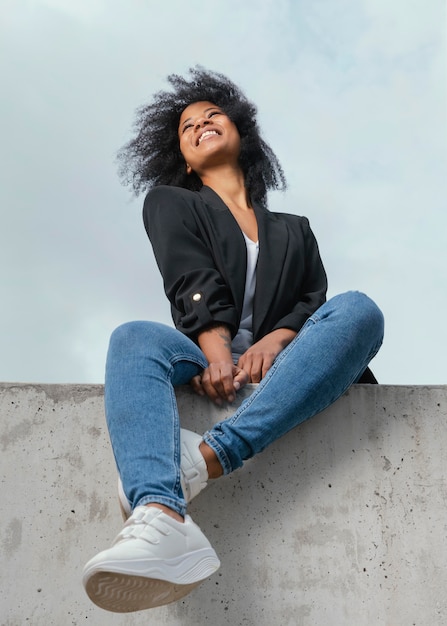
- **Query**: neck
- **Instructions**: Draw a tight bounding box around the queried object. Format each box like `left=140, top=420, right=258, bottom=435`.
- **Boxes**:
left=200, top=165, right=251, bottom=210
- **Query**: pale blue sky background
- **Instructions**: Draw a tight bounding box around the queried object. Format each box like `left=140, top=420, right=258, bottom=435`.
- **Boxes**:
left=0, top=0, right=446, bottom=384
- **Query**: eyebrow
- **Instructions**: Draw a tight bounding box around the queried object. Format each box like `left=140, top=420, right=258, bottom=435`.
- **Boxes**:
left=180, top=107, right=220, bottom=128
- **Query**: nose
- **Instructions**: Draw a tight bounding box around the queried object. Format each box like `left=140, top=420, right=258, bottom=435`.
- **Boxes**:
left=194, top=117, right=211, bottom=131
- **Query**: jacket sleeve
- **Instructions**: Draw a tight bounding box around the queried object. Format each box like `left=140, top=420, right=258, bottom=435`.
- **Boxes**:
left=143, top=186, right=240, bottom=339
left=271, top=217, right=327, bottom=334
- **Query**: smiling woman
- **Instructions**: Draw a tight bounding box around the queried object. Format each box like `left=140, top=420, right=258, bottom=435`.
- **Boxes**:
left=82, top=66, right=384, bottom=614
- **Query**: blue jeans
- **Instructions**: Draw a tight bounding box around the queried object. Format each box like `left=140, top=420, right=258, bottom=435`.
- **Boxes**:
left=105, top=291, right=384, bottom=516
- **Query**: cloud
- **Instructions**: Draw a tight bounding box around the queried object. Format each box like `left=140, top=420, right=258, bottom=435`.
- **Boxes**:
left=0, top=0, right=445, bottom=384
left=29, top=0, right=107, bottom=22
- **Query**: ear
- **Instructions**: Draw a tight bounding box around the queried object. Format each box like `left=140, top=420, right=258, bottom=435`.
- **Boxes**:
left=186, top=163, right=192, bottom=175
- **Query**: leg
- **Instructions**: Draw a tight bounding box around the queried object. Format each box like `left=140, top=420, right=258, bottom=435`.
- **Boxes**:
left=203, top=291, right=384, bottom=473
left=104, top=321, right=207, bottom=517
left=83, top=321, right=219, bottom=612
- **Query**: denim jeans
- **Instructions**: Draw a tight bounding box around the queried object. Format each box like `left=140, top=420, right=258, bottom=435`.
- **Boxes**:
left=105, top=291, right=384, bottom=516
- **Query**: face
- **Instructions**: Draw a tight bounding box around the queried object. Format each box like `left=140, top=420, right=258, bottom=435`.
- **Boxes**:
left=178, top=101, right=241, bottom=177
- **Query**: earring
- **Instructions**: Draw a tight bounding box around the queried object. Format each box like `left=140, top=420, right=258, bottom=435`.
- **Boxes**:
left=186, top=164, right=192, bottom=175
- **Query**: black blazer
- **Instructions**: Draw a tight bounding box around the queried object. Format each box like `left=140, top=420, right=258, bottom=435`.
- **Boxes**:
left=143, top=185, right=377, bottom=384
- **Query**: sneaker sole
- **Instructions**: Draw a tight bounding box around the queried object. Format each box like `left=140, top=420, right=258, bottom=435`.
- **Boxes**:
left=83, top=550, right=220, bottom=612
left=84, top=571, right=202, bottom=612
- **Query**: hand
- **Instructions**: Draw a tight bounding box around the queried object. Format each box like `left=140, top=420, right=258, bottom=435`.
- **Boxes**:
left=190, top=362, right=249, bottom=405
left=237, top=329, right=297, bottom=383
left=193, top=323, right=249, bottom=404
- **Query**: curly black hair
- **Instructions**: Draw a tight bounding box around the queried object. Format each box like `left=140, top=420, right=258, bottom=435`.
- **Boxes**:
left=117, top=67, right=287, bottom=206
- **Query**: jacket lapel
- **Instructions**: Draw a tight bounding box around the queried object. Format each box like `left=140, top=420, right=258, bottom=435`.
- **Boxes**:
left=253, top=204, right=289, bottom=339
left=199, top=187, right=247, bottom=315
left=199, top=187, right=289, bottom=338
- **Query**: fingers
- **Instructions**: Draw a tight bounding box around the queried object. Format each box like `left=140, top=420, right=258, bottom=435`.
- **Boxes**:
left=238, top=352, right=275, bottom=383
left=190, top=374, right=205, bottom=396
left=191, top=363, right=248, bottom=405
left=201, top=362, right=237, bottom=404
left=233, top=367, right=249, bottom=390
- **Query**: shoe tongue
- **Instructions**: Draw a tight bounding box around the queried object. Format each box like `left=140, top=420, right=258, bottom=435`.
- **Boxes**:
left=129, top=506, right=159, bottom=522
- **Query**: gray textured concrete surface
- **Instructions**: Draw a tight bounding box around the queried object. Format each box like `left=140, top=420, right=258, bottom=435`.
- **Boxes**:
left=1, top=382, right=446, bottom=626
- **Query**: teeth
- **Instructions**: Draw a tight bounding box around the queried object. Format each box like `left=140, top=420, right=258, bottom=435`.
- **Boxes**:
left=198, top=130, right=218, bottom=144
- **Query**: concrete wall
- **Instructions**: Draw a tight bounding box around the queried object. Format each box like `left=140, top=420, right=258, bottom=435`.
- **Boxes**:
left=1, top=382, right=446, bottom=626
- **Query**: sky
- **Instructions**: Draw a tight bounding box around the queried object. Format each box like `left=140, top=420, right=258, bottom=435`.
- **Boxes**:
left=0, top=0, right=446, bottom=385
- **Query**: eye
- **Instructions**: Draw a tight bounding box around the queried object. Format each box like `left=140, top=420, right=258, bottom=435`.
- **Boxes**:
left=208, top=110, right=222, bottom=118
left=181, top=123, right=193, bottom=134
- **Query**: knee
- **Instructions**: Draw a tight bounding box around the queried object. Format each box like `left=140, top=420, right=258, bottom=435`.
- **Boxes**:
left=108, top=321, right=161, bottom=355
left=343, top=291, right=384, bottom=341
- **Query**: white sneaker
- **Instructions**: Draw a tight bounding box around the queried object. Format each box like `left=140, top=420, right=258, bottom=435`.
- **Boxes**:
left=83, top=506, right=220, bottom=612
left=118, top=429, right=209, bottom=519
left=180, top=428, right=209, bottom=501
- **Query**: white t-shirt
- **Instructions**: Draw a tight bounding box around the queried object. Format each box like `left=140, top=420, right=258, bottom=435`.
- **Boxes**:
left=231, top=233, right=259, bottom=362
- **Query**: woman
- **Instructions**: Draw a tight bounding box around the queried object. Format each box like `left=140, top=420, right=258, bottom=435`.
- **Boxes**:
left=82, top=67, right=384, bottom=613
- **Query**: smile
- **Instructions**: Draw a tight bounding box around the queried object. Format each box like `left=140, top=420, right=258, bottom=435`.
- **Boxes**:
left=198, top=130, right=219, bottom=145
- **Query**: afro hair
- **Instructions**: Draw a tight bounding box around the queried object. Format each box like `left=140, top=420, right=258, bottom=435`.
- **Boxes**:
left=117, top=67, right=286, bottom=206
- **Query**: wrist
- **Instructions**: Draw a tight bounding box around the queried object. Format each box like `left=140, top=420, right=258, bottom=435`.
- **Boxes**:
left=271, top=328, right=297, bottom=349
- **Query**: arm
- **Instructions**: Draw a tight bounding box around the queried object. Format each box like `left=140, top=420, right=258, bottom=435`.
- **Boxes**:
left=144, top=187, right=247, bottom=403
left=143, top=186, right=240, bottom=338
